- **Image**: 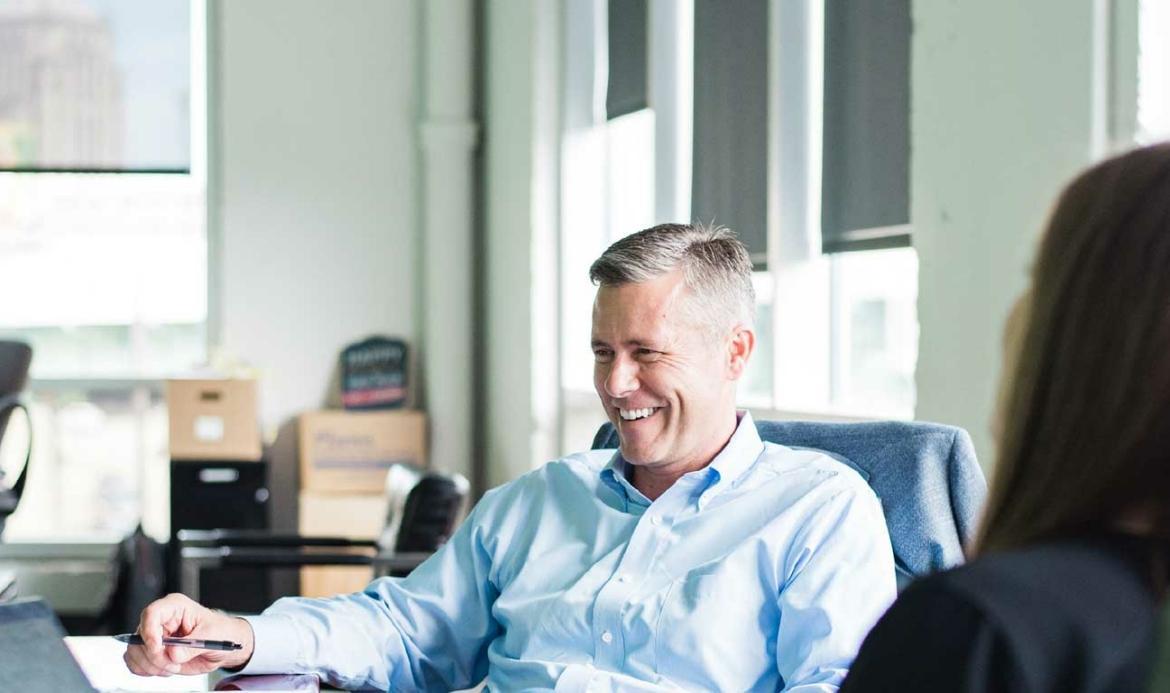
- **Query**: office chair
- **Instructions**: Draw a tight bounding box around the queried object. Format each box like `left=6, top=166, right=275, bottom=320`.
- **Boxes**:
left=92, top=524, right=167, bottom=634
left=0, top=341, right=33, bottom=541
left=175, top=470, right=471, bottom=603
left=392, top=473, right=472, bottom=553
left=592, top=418, right=987, bottom=588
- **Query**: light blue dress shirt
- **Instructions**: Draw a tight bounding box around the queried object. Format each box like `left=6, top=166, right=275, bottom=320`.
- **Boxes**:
left=241, top=413, right=896, bottom=691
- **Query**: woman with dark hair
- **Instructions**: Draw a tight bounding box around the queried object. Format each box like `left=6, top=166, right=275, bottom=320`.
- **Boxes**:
left=841, top=143, right=1170, bottom=692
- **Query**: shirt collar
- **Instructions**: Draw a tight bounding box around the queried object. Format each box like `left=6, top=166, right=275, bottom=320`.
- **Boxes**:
left=599, top=410, right=764, bottom=510
left=698, top=411, right=764, bottom=506
left=600, top=454, right=649, bottom=509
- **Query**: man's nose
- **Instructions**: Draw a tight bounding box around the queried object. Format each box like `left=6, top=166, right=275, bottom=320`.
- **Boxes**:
left=604, top=357, right=639, bottom=398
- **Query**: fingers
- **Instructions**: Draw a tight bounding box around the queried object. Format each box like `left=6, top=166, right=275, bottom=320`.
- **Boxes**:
left=126, top=593, right=219, bottom=677
left=175, top=651, right=231, bottom=676
left=138, top=593, right=188, bottom=650
left=167, top=644, right=198, bottom=665
left=123, top=644, right=181, bottom=677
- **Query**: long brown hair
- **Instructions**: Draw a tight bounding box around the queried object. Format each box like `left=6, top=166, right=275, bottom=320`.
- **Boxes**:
left=977, top=143, right=1170, bottom=555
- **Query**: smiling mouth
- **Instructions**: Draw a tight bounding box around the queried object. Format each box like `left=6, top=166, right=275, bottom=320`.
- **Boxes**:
left=618, top=407, right=661, bottom=421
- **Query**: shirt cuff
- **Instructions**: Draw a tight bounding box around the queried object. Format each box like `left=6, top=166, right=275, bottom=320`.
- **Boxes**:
left=235, top=614, right=299, bottom=675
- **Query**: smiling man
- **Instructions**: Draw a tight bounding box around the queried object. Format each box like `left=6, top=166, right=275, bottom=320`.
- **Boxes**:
left=127, top=224, right=895, bottom=691
left=590, top=246, right=754, bottom=502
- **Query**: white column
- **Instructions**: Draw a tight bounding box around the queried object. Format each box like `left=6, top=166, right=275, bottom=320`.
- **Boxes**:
left=483, top=0, right=561, bottom=489
left=649, top=0, right=694, bottom=224
left=420, top=0, right=478, bottom=482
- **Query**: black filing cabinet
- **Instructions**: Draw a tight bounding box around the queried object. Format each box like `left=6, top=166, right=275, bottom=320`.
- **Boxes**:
left=170, top=460, right=270, bottom=613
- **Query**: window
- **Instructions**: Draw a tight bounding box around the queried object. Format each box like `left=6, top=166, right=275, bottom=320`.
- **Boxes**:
left=559, top=1, right=921, bottom=454
left=561, top=110, right=657, bottom=453
left=558, top=0, right=690, bottom=453
left=0, top=0, right=206, bottom=540
left=743, top=0, right=916, bottom=420
left=1138, top=0, right=1170, bottom=142
left=558, top=0, right=916, bottom=458
left=827, top=248, right=917, bottom=417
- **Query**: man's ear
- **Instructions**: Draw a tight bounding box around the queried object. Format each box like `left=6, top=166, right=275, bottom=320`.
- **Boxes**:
left=726, top=325, right=756, bottom=380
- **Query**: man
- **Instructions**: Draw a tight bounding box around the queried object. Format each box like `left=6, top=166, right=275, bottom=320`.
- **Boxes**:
left=126, top=224, right=895, bottom=691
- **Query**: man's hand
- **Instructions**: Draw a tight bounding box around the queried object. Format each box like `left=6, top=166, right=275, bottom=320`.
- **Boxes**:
left=123, top=593, right=255, bottom=677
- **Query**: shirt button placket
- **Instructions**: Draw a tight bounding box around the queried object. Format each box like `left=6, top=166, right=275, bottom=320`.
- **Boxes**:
left=592, top=567, right=628, bottom=668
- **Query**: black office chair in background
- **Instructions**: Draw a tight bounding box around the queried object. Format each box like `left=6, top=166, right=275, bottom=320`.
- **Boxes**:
left=0, top=341, right=32, bottom=544
left=0, top=341, right=32, bottom=604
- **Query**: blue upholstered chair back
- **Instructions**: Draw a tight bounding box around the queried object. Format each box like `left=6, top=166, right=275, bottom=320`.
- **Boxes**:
left=591, top=419, right=987, bottom=587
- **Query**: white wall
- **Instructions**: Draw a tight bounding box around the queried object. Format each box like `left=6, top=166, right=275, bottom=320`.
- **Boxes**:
left=213, top=0, right=420, bottom=431
left=912, top=0, right=1131, bottom=469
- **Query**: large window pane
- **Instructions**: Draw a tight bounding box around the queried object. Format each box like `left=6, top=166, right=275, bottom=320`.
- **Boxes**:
left=0, top=0, right=190, bottom=171
left=829, top=247, right=917, bottom=418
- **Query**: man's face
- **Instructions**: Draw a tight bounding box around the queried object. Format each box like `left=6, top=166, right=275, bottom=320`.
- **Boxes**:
left=591, top=270, right=749, bottom=471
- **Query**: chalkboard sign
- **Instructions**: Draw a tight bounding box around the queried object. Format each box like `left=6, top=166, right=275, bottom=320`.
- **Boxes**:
left=340, top=337, right=408, bottom=410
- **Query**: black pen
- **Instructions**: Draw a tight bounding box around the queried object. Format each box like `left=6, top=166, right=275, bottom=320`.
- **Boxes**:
left=113, top=633, right=243, bottom=651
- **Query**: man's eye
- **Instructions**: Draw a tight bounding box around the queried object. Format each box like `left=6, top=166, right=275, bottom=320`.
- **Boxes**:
left=593, top=349, right=614, bottom=361
left=636, top=348, right=659, bottom=359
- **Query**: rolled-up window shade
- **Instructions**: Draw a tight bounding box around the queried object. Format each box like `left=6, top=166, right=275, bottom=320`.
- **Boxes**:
left=821, top=0, right=911, bottom=253
left=691, top=0, right=769, bottom=268
left=607, top=0, right=649, bottom=119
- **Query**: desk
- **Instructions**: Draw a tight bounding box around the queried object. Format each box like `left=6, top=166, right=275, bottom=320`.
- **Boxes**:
left=66, top=636, right=319, bottom=692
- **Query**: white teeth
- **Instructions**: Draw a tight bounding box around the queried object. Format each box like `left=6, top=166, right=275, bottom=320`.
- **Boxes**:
left=619, top=407, right=656, bottom=421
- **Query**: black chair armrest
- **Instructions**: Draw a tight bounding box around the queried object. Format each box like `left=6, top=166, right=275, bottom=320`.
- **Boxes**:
left=176, top=529, right=378, bottom=549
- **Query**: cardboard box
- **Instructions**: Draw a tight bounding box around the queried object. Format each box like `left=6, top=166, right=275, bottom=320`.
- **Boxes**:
left=167, top=379, right=262, bottom=461
left=298, top=492, right=389, bottom=539
left=301, top=564, right=375, bottom=599
left=298, top=410, right=426, bottom=493
left=298, top=491, right=389, bottom=598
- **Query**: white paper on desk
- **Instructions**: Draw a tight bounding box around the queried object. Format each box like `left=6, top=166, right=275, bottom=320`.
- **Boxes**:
left=65, top=636, right=209, bottom=692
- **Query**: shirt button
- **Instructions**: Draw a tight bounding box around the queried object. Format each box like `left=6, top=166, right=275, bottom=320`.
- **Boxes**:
left=617, top=574, right=628, bottom=583
left=601, top=630, right=614, bottom=644
left=650, top=515, right=663, bottom=526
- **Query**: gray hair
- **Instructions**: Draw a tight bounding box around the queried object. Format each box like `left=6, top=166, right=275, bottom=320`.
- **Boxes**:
left=589, top=223, right=756, bottom=331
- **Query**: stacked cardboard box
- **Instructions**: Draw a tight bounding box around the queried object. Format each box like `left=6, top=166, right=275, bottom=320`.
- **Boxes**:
left=297, top=410, right=426, bottom=597
left=167, top=379, right=262, bottom=462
